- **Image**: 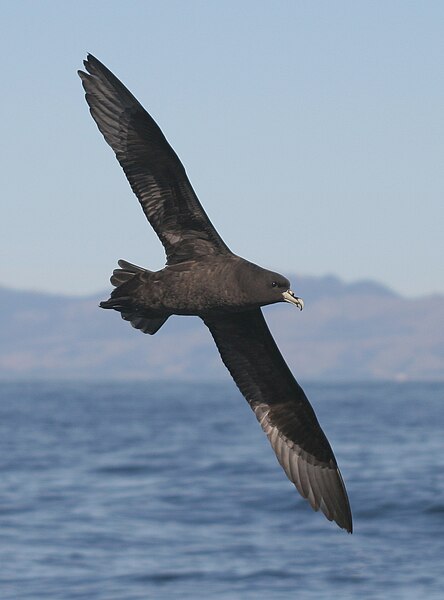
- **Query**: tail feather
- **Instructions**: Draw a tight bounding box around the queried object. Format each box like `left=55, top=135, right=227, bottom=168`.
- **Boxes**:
left=101, top=259, right=169, bottom=335
left=110, top=259, right=151, bottom=287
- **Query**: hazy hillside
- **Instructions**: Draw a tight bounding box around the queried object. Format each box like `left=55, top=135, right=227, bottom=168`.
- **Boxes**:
left=0, top=276, right=443, bottom=381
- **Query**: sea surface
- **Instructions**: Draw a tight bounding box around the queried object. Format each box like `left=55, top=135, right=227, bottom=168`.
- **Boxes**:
left=0, top=380, right=443, bottom=599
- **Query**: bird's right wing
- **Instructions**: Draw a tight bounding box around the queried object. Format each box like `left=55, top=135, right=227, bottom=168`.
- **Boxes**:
left=78, top=54, right=232, bottom=265
left=203, top=309, right=352, bottom=533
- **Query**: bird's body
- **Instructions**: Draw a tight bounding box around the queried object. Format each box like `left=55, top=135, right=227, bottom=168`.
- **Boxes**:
left=79, top=55, right=353, bottom=532
left=104, top=256, right=296, bottom=316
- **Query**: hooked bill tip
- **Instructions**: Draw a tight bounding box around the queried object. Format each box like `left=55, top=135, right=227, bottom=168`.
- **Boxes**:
left=282, top=290, right=304, bottom=310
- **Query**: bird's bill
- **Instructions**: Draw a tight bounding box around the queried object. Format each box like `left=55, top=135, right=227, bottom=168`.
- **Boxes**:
left=282, top=290, right=304, bottom=310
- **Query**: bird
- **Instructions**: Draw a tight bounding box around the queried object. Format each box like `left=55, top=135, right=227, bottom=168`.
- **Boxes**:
left=78, top=54, right=352, bottom=533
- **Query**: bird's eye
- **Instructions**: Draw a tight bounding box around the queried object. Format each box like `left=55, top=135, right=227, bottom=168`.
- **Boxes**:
left=271, top=281, right=278, bottom=288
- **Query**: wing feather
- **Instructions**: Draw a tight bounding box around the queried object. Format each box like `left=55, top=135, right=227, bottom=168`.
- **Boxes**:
left=78, top=54, right=232, bottom=264
left=203, top=309, right=352, bottom=532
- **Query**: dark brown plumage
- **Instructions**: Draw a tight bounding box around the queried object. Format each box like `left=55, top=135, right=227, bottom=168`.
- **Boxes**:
left=79, top=54, right=352, bottom=533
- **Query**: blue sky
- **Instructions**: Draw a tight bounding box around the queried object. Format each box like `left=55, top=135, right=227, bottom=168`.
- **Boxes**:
left=1, top=1, right=443, bottom=297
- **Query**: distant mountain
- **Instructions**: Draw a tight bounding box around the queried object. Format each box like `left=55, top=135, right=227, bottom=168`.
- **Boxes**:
left=0, top=276, right=443, bottom=381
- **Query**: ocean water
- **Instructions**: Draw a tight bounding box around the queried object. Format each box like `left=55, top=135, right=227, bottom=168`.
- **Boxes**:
left=0, top=380, right=443, bottom=599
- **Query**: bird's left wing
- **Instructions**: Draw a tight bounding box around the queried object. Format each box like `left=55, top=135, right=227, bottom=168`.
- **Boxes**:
left=78, top=55, right=232, bottom=264
left=203, top=309, right=352, bottom=532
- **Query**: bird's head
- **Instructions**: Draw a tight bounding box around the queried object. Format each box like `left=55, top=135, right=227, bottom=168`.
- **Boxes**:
left=236, top=260, right=304, bottom=310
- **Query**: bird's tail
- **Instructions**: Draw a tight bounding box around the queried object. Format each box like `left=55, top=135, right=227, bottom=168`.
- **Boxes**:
left=100, top=259, right=169, bottom=335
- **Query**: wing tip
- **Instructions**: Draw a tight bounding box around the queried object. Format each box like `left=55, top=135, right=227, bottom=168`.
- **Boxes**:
left=335, top=466, right=353, bottom=533
left=334, top=510, right=353, bottom=534
left=79, top=53, right=108, bottom=82
left=310, top=487, right=353, bottom=533
left=83, top=53, right=99, bottom=69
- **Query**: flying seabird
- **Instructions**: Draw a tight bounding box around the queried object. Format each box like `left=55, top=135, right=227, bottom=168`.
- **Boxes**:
left=78, top=55, right=353, bottom=533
